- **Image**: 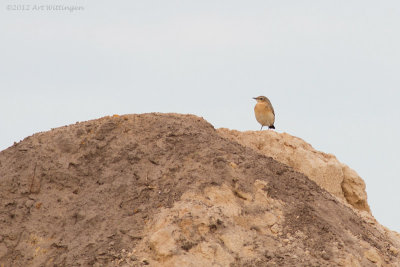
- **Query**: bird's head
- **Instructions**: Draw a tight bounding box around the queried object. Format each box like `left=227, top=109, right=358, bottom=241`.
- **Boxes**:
left=253, top=96, right=268, bottom=103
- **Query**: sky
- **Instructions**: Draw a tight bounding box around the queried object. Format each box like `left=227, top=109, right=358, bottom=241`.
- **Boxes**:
left=1, top=1, right=399, bottom=232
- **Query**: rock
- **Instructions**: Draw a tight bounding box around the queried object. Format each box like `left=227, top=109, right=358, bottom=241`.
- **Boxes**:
left=149, top=226, right=178, bottom=257
left=364, top=248, right=383, bottom=266
left=389, top=245, right=399, bottom=256
left=341, top=254, right=362, bottom=267
left=217, top=128, right=370, bottom=213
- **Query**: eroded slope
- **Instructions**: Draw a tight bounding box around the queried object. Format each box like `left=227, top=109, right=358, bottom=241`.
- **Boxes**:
left=0, top=113, right=398, bottom=266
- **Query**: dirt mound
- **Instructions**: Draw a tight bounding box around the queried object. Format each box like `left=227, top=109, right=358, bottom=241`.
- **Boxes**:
left=0, top=113, right=399, bottom=266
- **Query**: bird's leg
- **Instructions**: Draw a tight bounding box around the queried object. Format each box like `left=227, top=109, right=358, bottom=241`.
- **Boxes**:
left=260, top=125, right=263, bottom=131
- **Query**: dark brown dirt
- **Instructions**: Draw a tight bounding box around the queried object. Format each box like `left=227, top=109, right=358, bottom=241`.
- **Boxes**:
left=0, top=113, right=398, bottom=266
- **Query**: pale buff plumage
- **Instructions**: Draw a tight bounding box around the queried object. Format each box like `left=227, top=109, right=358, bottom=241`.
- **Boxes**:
left=253, top=96, right=275, bottom=130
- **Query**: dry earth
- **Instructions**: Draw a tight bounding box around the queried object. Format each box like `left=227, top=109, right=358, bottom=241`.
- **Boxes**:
left=0, top=113, right=399, bottom=266
left=217, top=129, right=370, bottom=213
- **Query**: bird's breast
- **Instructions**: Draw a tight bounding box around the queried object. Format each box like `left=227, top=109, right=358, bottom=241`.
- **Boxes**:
left=254, top=103, right=275, bottom=126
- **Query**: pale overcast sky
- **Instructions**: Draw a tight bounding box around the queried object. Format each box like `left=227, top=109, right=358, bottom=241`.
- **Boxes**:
left=1, top=1, right=399, bottom=232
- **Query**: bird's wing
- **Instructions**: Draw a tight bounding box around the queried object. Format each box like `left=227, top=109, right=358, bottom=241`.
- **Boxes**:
left=267, top=99, right=275, bottom=115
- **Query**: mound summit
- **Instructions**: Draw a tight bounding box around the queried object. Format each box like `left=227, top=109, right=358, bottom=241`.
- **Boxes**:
left=0, top=113, right=399, bottom=266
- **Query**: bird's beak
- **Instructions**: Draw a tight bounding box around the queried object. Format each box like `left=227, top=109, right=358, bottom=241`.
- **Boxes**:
left=253, top=97, right=257, bottom=100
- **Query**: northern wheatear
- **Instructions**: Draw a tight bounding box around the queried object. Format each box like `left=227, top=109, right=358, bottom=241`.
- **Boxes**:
left=253, top=96, right=275, bottom=130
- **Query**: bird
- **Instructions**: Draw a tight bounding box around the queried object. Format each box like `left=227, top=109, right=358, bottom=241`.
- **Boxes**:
left=253, top=96, right=275, bottom=130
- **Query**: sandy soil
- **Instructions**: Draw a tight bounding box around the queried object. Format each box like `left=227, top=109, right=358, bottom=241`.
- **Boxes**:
left=0, top=113, right=399, bottom=266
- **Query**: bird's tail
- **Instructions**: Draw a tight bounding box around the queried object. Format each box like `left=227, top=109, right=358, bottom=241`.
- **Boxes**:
left=269, top=125, right=275, bottom=129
